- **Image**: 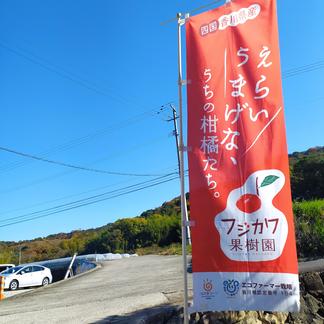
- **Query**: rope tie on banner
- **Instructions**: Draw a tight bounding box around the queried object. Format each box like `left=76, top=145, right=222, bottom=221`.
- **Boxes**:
left=177, top=13, right=190, bottom=26
left=184, top=220, right=196, bottom=227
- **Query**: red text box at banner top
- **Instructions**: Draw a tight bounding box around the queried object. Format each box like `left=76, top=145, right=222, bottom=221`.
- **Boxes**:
left=186, top=0, right=299, bottom=312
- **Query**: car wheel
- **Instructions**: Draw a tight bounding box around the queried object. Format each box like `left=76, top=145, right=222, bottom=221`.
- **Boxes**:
left=9, top=280, right=19, bottom=291
left=42, top=277, right=50, bottom=286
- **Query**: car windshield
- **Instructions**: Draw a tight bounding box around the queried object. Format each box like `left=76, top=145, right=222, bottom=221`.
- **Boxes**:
left=1, top=266, right=23, bottom=274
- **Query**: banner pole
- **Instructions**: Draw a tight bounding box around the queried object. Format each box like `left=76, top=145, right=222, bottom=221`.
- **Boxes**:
left=176, top=12, right=189, bottom=324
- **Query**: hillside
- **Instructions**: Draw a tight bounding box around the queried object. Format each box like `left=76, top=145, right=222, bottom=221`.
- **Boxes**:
left=289, top=146, right=324, bottom=164
left=0, top=147, right=323, bottom=264
left=289, top=146, right=324, bottom=200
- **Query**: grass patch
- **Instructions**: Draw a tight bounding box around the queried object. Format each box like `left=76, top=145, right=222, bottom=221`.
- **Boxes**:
left=293, top=199, right=324, bottom=259
left=137, top=200, right=324, bottom=259
left=136, top=243, right=192, bottom=256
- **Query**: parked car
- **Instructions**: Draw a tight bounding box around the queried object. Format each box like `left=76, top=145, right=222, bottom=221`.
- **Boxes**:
left=0, top=264, right=15, bottom=273
left=1, top=265, right=53, bottom=291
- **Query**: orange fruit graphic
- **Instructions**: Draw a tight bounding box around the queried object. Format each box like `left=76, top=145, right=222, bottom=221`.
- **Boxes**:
left=236, top=194, right=261, bottom=213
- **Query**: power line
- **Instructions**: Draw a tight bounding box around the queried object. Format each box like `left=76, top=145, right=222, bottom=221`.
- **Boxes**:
left=160, top=0, right=224, bottom=25
left=0, top=40, right=177, bottom=122
left=2, top=61, right=322, bottom=175
left=0, top=145, right=163, bottom=177
left=0, top=176, right=179, bottom=228
left=0, top=169, right=73, bottom=196
left=0, top=102, right=173, bottom=173
left=0, top=173, right=178, bottom=223
left=283, top=60, right=324, bottom=75
left=0, top=41, right=136, bottom=105
left=282, top=60, right=324, bottom=79
left=0, top=165, right=179, bottom=217
left=0, top=42, right=176, bottom=177
left=0, top=40, right=176, bottom=137
left=0, top=136, right=172, bottom=195
left=189, top=0, right=225, bottom=15
left=0, top=173, right=185, bottom=228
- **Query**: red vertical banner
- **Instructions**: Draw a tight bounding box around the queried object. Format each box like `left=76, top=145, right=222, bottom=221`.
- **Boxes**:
left=186, top=0, right=300, bottom=312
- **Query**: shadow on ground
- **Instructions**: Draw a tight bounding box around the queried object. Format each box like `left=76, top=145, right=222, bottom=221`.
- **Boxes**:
left=92, top=257, right=192, bottom=323
left=92, top=304, right=182, bottom=324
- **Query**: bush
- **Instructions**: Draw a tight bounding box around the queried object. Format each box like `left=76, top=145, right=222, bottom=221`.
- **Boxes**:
left=293, top=200, right=324, bottom=259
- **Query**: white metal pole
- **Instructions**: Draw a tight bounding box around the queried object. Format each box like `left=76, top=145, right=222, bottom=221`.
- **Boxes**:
left=177, top=12, right=189, bottom=324
left=64, top=253, right=77, bottom=280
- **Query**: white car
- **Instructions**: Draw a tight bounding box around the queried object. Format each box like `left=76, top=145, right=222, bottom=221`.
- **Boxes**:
left=0, top=264, right=15, bottom=273
left=1, top=265, right=53, bottom=290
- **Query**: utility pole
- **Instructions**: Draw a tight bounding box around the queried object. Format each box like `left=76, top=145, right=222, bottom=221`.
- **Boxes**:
left=166, top=103, right=191, bottom=245
left=18, top=247, right=22, bottom=265
left=168, top=104, right=181, bottom=175
left=18, top=246, right=27, bottom=265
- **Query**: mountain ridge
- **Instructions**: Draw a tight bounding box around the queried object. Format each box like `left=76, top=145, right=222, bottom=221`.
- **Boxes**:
left=0, top=146, right=323, bottom=263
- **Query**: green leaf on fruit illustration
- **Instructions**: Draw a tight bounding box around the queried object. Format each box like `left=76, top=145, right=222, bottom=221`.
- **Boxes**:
left=256, top=175, right=279, bottom=196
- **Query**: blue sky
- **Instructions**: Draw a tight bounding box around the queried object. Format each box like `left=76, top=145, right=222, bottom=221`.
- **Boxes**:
left=0, top=0, right=323, bottom=242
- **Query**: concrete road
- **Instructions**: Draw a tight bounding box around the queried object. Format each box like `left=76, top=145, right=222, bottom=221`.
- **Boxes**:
left=4, top=289, right=33, bottom=299
left=299, top=258, right=324, bottom=273
left=1, top=256, right=323, bottom=324
left=0, top=256, right=191, bottom=323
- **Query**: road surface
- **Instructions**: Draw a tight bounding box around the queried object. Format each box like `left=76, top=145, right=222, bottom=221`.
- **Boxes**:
left=1, top=256, right=323, bottom=324
left=4, top=289, right=33, bottom=299
left=0, top=255, right=191, bottom=323
left=298, top=258, right=324, bottom=273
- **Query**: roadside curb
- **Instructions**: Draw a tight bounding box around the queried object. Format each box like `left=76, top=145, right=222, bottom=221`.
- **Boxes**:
left=1, top=262, right=102, bottom=302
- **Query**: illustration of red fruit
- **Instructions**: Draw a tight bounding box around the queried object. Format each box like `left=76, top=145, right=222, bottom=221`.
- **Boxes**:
left=236, top=194, right=261, bottom=213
